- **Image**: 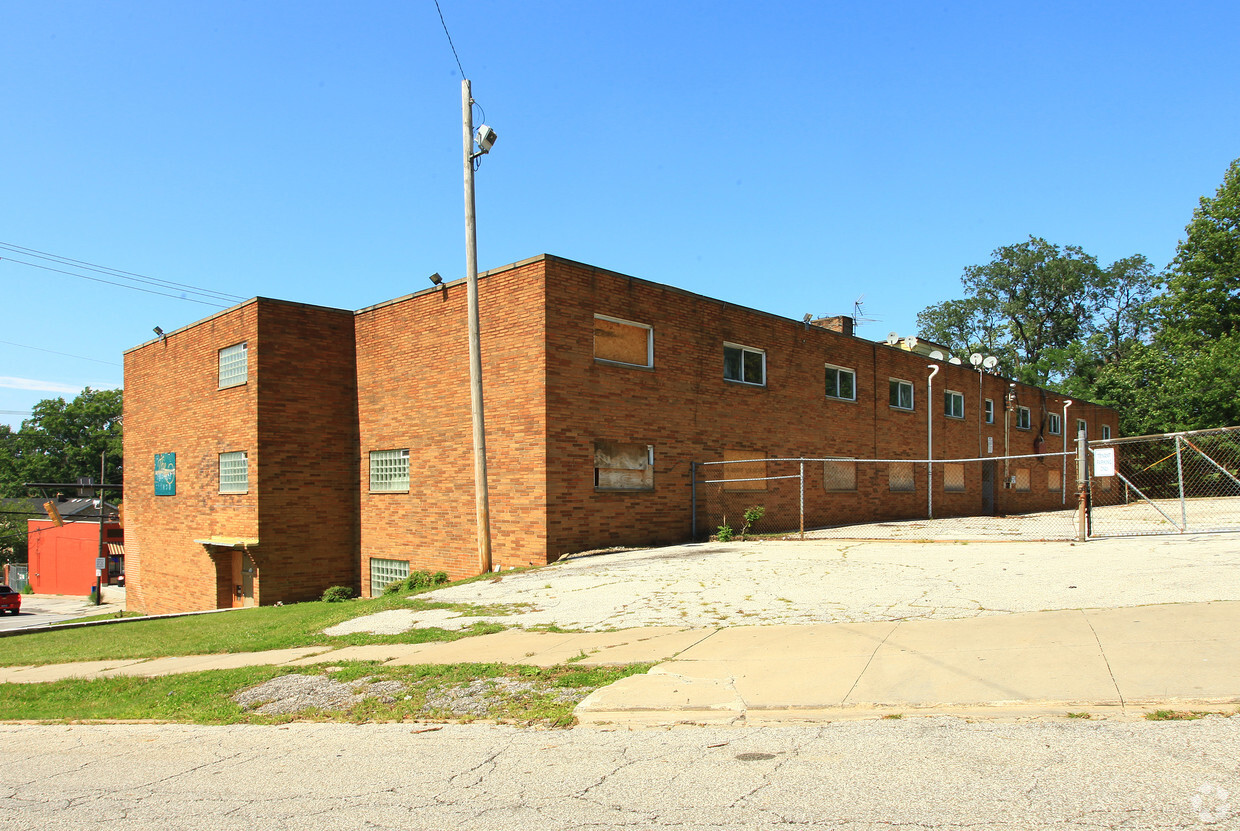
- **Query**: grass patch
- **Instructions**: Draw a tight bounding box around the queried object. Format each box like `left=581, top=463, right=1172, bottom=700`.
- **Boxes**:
left=0, top=662, right=651, bottom=727
left=881, top=713, right=903, bottom=720
left=52, top=610, right=145, bottom=625
left=1143, top=709, right=1231, bottom=721
left=0, top=594, right=516, bottom=668
left=1065, top=712, right=1092, bottom=719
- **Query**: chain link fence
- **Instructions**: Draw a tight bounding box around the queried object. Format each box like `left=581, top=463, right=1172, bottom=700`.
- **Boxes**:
left=693, top=453, right=1083, bottom=542
left=1088, top=426, right=1240, bottom=536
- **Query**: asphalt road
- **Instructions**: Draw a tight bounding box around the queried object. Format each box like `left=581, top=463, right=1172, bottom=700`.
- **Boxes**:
left=0, top=594, right=121, bottom=632
left=2, top=719, right=1237, bottom=830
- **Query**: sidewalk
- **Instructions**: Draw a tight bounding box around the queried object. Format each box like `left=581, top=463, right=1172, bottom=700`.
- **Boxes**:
left=1, top=601, right=1237, bottom=725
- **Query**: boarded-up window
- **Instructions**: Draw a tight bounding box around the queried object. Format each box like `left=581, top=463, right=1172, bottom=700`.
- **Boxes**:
left=824, top=459, right=856, bottom=491
left=723, top=449, right=767, bottom=491
left=1096, top=475, right=1112, bottom=491
left=594, top=316, right=652, bottom=367
left=1048, top=469, right=1061, bottom=492
left=1014, top=468, right=1031, bottom=492
left=944, top=463, right=965, bottom=492
left=594, top=440, right=654, bottom=490
left=888, top=461, right=914, bottom=492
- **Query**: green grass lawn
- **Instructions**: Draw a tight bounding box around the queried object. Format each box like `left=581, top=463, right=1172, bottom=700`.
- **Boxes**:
left=0, top=593, right=519, bottom=667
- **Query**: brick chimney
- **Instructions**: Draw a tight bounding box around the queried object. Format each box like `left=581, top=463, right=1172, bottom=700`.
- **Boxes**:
left=810, top=315, right=854, bottom=337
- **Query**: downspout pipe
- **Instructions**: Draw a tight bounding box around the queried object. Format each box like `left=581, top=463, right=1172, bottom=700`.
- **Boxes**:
left=1061, top=399, right=1073, bottom=505
left=927, top=364, right=939, bottom=519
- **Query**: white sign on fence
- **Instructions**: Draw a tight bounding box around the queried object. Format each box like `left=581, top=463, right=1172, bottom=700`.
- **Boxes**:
left=1093, top=447, right=1116, bottom=477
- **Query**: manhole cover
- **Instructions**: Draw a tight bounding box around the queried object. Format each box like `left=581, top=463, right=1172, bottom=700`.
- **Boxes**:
left=735, top=752, right=777, bottom=762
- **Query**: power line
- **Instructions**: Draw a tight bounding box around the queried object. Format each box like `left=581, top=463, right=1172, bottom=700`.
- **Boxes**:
left=433, top=0, right=466, bottom=79
left=0, top=241, right=245, bottom=304
left=0, top=256, right=229, bottom=307
left=0, top=339, right=121, bottom=367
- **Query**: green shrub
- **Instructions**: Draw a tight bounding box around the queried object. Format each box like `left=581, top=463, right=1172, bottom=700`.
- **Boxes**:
left=716, top=524, right=734, bottom=542
left=740, top=505, right=765, bottom=539
left=321, top=586, right=354, bottom=603
left=382, top=570, right=450, bottom=596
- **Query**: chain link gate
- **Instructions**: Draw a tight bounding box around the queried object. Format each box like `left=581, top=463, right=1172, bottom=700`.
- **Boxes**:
left=1087, top=426, right=1240, bottom=536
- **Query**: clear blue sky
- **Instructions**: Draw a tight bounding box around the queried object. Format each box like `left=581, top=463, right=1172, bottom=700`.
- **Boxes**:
left=3, top=0, right=1238, bottom=428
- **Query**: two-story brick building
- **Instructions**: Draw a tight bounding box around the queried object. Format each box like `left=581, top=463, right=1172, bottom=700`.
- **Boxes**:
left=122, top=254, right=1118, bottom=614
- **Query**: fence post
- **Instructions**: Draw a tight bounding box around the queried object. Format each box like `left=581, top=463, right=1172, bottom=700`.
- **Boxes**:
left=1076, top=430, right=1090, bottom=541
left=1175, top=435, right=1187, bottom=532
left=690, top=461, right=697, bottom=542
left=799, top=459, right=805, bottom=540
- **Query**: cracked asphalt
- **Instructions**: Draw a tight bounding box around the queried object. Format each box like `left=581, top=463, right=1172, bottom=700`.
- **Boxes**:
left=3, top=719, right=1238, bottom=829
left=419, top=535, right=1240, bottom=630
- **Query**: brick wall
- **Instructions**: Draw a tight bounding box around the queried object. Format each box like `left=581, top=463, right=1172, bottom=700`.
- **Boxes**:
left=123, top=303, right=260, bottom=614
left=354, top=258, right=549, bottom=593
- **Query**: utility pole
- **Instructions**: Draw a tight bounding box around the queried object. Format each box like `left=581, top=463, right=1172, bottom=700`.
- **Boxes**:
left=462, top=78, right=493, bottom=574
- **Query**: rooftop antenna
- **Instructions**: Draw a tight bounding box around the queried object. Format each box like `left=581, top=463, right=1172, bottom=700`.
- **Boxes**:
left=852, top=295, right=877, bottom=329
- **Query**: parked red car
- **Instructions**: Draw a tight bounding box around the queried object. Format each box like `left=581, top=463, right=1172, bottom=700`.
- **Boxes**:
left=0, top=585, right=20, bottom=614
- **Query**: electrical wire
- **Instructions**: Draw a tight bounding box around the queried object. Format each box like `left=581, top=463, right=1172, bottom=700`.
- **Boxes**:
left=0, top=339, right=121, bottom=367
left=0, top=256, right=229, bottom=307
left=0, top=241, right=245, bottom=304
left=433, top=0, right=466, bottom=79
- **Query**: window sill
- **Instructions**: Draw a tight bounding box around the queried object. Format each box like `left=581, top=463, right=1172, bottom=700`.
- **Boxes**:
left=825, top=395, right=856, bottom=402
left=369, top=490, right=410, bottom=495
left=595, top=487, right=655, bottom=493
left=724, top=379, right=766, bottom=388
left=889, top=406, right=915, bottom=412
left=594, top=359, right=654, bottom=371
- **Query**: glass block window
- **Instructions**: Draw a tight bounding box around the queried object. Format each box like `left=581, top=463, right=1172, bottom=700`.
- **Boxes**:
left=1048, top=413, right=1062, bottom=435
left=723, top=343, right=765, bottom=386
left=369, top=557, right=410, bottom=597
left=888, top=461, right=915, bottom=492
left=889, top=379, right=914, bottom=410
left=824, top=365, right=856, bottom=401
left=219, top=342, right=248, bottom=388
left=944, top=390, right=964, bottom=419
left=824, top=459, right=856, bottom=492
left=1016, top=406, right=1032, bottom=430
left=594, top=315, right=653, bottom=367
left=944, top=463, right=965, bottom=492
left=370, top=449, right=410, bottom=492
left=219, top=451, right=248, bottom=493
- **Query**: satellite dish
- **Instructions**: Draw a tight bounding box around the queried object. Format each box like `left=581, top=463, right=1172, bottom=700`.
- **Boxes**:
left=983, top=356, right=999, bottom=370
left=949, top=356, right=962, bottom=365
left=928, top=350, right=945, bottom=361
left=907, top=336, right=919, bottom=349
left=886, top=332, right=899, bottom=346
left=969, top=353, right=983, bottom=366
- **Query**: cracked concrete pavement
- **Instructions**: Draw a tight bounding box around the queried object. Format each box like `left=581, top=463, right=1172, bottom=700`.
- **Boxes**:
left=418, top=534, right=1240, bottom=630
left=2, top=719, right=1238, bottom=830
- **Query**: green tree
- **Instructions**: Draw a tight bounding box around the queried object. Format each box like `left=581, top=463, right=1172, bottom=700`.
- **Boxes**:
left=917, top=237, right=1156, bottom=387
left=0, top=388, right=123, bottom=498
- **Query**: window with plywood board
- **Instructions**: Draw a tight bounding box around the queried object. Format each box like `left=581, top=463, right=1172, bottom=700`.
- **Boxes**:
left=594, top=440, right=654, bottom=490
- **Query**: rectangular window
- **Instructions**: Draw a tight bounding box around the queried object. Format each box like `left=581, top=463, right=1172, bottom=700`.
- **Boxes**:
left=1013, top=468, right=1031, bottom=492
left=369, top=557, right=410, bottom=598
left=944, top=390, right=964, bottom=419
left=369, top=449, right=410, bottom=492
left=824, top=365, right=856, bottom=401
left=154, top=452, right=176, bottom=496
left=594, top=440, right=654, bottom=491
left=944, top=463, right=965, bottom=492
left=823, top=458, right=857, bottom=492
left=218, top=342, right=248, bottom=389
left=984, top=399, right=994, bottom=424
left=723, top=343, right=765, bottom=385
left=593, top=315, right=652, bottom=367
left=1016, top=406, right=1031, bottom=430
left=722, top=449, right=767, bottom=491
left=1077, top=418, right=1088, bottom=438
left=888, top=461, right=915, bottom=492
left=1096, top=474, right=1112, bottom=491
left=889, top=379, right=914, bottom=410
left=1048, top=413, right=1062, bottom=435
left=1048, top=470, right=1061, bottom=492
left=219, top=451, right=248, bottom=494
left=1101, top=425, right=1111, bottom=440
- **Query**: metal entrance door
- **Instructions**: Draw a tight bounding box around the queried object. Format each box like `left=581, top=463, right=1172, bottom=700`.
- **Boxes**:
left=981, top=461, right=996, bottom=515
left=240, top=566, right=255, bottom=607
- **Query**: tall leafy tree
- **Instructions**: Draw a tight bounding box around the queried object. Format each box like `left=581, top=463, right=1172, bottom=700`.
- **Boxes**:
left=0, top=388, right=123, bottom=497
left=917, top=237, right=1155, bottom=387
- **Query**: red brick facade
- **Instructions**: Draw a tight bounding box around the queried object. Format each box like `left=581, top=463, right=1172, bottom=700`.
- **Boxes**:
left=123, top=255, right=1119, bottom=612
